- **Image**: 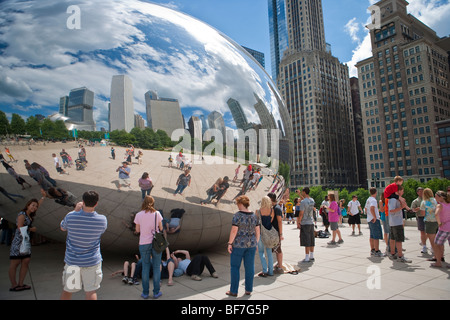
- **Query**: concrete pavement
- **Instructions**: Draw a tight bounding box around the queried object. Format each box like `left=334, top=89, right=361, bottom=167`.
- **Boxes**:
left=1, top=221, right=449, bottom=300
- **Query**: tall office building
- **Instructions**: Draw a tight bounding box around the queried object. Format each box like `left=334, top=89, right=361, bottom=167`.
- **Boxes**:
left=64, top=87, right=96, bottom=131
left=268, top=0, right=289, bottom=80
left=188, top=116, right=203, bottom=141
left=242, top=46, right=266, bottom=69
left=110, top=75, right=135, bottom=133
left=208, top=111, right=226, bottom=143
left=134, top=114, right=145, bottom=129
left=145, top=90, right=184, bottom=139
left=356, top=0, right=450, bottom=186
left=273, top=0, right=358, bottom=189
left=59, top=96, right=69, bottom=116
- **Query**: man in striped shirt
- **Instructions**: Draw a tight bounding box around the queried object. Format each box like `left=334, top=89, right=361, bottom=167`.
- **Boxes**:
left=60, top=190, right=107, bottom=300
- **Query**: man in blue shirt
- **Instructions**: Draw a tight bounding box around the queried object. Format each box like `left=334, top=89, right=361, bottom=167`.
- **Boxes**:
left=60, top=191, right=107, bottom=300
left=116, top=161, right=131, bottom=191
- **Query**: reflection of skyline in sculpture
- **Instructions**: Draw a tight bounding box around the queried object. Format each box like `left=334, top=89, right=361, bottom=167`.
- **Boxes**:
left=0, top=0, right=295, bottom=253
left=59, top=87, right=96, bottom=131
left=109, top=75, right=135, bottom=133
left=208, top=111, right=226, bottom=142
left=145, top=90, right=184, bottom=138
left=188, top=115, right=203, bottom=141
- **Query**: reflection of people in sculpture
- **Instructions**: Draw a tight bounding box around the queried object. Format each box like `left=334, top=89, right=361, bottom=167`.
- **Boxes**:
left=233, top=174, right=253, bottom=200
left=201, top=178, right=223, bottom=205
left=212, top=176, right=230, bottom=206
left=174, top=169, right=191, bottom=196
left=41, top=187, right=77, bottom=208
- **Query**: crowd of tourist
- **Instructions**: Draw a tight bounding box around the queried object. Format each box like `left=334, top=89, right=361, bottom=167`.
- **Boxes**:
left=1, top=144, right=449, bottom=300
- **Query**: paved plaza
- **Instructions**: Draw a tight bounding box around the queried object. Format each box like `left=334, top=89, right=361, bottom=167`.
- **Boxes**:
left=1, top=214, right=449, bottom=300
left=0, top=142, right=449, bottom=301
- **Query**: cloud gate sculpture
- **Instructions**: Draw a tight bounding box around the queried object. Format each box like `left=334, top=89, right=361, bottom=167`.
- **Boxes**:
left=0, top=0, right=293, bottom=252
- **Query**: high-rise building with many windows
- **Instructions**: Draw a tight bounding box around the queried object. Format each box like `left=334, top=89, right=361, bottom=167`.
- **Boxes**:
left=109, top=75, right=135, bottom=133
left=356, top=0, right=450, bottom=187
left=272, top=0, right=359, bottom=189
left=268, top=0, right=289, bottom=80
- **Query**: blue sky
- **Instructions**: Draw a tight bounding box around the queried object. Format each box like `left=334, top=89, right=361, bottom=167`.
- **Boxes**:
left=151, top=0, right=450, bottom=77
left=1, top=0, right=449, bottom=126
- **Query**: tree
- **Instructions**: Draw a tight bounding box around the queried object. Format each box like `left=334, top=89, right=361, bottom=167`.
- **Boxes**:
left=10, top=113, right=26, bottom=135
left=0, top=110, right=10, bottom=136
left=25, top=116, right=41, bottom=138
left=278, top=162, right=290, bottom=186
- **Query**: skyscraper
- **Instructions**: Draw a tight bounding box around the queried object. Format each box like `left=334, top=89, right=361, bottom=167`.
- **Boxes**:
left=145, top=90, right=184, bottom=139
left=268, top=0, right=289, bottom=80
left=356, top=0, right=450, bottom=186
left=65, top=87, right=96, bottom=131
left=208, top=111, right=226, bottom=143
left=272, top=0, right=359, bottom=189
left=109, top=75, right=134, bottom=133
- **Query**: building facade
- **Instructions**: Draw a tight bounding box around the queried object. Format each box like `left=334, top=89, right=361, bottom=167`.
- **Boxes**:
left=273, top=0, right=359, bottom=189
left=109, top=75, right=135, bottom=133
left=145, top=90, right=184, bottom=139
left=62, top=87, right=96, bottom=131
left=356, top=0, right=450, bottom=186
left=268, top=0, right=289, bottom=80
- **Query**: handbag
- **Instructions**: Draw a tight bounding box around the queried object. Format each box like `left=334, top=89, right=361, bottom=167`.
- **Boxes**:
left=19, top=226, right=31, bottom=255
left=152, top=211, right=169, bottom=253
left=259, top=209, right=280, bottom=249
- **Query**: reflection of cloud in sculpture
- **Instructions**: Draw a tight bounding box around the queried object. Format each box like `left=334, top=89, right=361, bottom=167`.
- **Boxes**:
left=0, top=0, right=293, bottom=164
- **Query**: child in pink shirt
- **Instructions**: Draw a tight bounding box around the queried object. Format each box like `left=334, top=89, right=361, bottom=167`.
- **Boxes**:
left=432, top=190, right=450, bottom=268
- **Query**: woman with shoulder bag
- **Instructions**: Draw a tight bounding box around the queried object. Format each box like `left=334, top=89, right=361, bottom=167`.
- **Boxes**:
left=134, top=196, right=163, bottom=299
left=9, top=197, right=44, bottom=291
left=257, top=196, right=275, bottom=277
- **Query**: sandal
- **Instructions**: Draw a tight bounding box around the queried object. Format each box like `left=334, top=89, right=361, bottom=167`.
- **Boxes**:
left=9, top=286, right=24, bottom=292
left=225, top=291, right=237, bottom=297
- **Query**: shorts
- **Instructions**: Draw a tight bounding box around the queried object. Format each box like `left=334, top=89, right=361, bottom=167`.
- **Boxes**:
left=300, top=224, right=315, bottom=247
left=62, top=263, right=103, bottom=293
left=368, top=220, right=383, bottom=240
left=286, top=212, right=294, bottom=219
left=434, top=230, right=450, bottom=246
left=119, top=178, right=130, bottom=186
left=417, top=216, right=425, bottom=232
left=390, top=225, right=405, bottom=242
left=424, top=221, right=438, bottom=235
left=330, top=222, right=339, bottom=231
left=348, top=214, right=361, bottom=225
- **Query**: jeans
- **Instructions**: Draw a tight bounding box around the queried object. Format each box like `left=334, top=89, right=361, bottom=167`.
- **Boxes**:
left=45, top=175, right=57, bottom=187
left=139, top=243, right=162, bottom=296
left=257, top=238, right=273, bottom=275
left=229, top=246, right=256, bottom=294
left=174, top=184, right=187, bottom=195
left=141, top=188, right=152, bottom=199
left=186, top=255, right=216, bottom=276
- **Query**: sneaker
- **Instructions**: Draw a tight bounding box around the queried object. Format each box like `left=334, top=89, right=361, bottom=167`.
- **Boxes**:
left=374, top=251, right=383, bottom=257
left=211, top=272, right=219, bottom=278
left=191, top=275, right=202, bottom=281
left=337, top=239, right=344, bottom=244
left=370, top=249, right=376, bottom=256
left=122, top=276, right=128, bottom=284
left=132, top=279, right=139, bottom=285
left=421, top=247, right=428, bottom=254
left=327, top=240, right=337, bottom=245
left=398, top=256, right=412, bottom=263
left=388, top=253, right=397, bottom=260
left=359, top=231, right=363, bottom=235
left=141, top=293, right=149, bottom=299
left=351, top=231, right=355, bottom=236
left=153, top=292, right=163, bottom=299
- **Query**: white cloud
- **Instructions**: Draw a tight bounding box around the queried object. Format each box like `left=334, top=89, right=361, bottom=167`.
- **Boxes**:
left=346, top=0, right=450, bottom=77
left=345, top=17, right=361, bottom=43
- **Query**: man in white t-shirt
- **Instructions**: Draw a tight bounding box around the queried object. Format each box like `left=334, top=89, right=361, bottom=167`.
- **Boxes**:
left=348, top=195, right=363, bottom=235
left=365, top=188, right=383, bottom=257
